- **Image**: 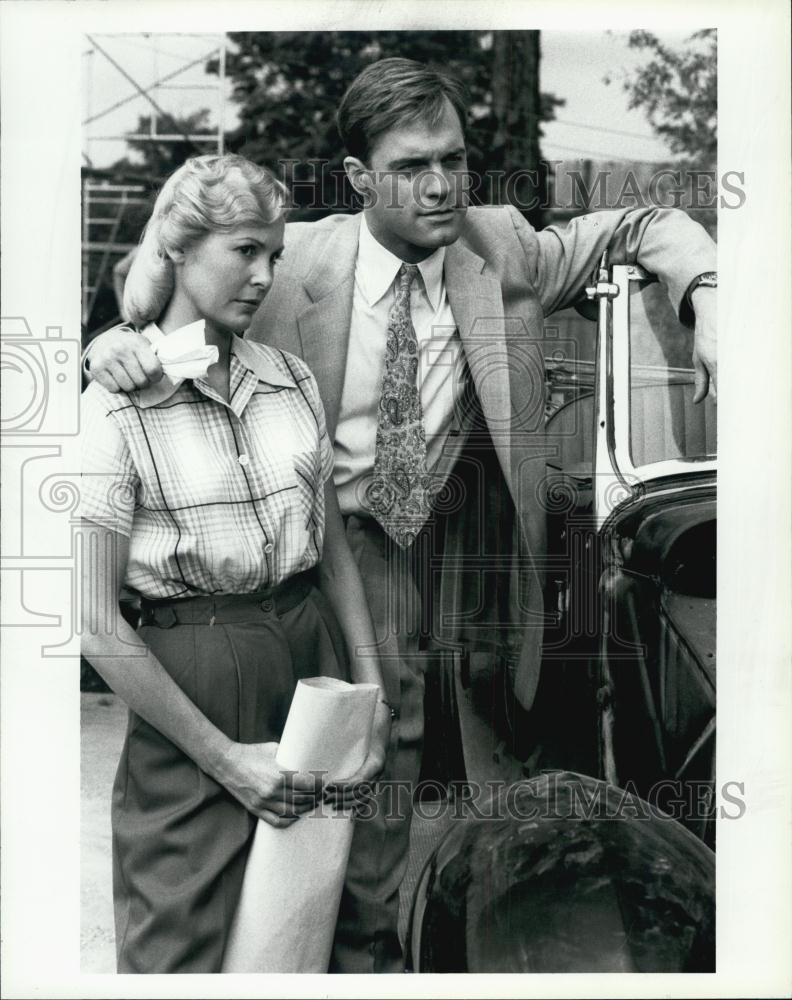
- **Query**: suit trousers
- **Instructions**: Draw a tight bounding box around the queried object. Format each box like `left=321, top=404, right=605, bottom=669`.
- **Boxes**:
left=330, top=514, right=427, bottom=974
left=111, top=576, right=347, bottom=973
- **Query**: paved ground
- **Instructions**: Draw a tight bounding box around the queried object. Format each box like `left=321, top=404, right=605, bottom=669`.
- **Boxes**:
left=80, top=693, right=452, bottom=973
left=81, top=694, right=127, bottom=974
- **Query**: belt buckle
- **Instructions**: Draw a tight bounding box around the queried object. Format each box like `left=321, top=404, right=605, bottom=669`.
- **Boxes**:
left=145, top=605, right=177, bottom=629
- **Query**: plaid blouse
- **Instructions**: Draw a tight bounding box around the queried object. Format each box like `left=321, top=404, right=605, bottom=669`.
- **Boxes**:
left=79, top=330, right=334, bottom=599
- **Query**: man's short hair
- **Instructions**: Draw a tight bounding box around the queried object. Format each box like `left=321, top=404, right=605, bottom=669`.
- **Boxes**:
left=337, top=57, right=469, bottom=162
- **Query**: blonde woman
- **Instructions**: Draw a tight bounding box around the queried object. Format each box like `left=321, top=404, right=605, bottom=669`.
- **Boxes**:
left=80, top=154, right=390, bottom=973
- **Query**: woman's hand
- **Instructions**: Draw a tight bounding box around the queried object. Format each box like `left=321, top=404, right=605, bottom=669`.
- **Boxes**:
left=219, top=741, right=323, bottom=827
left=323, top=700, right=393, bottom=811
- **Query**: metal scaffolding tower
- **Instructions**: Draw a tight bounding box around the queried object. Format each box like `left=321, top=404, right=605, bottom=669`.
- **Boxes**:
left=82, top=181, right=148, bottom=328
left=81, top=33, right=228, bottom=332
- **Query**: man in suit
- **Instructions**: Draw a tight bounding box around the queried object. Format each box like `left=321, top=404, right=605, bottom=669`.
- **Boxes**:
left=85, top=57, right=717, bottom=973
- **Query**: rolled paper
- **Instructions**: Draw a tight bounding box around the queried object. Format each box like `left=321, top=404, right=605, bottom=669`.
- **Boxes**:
left=221, top=678, right=379, bottom=973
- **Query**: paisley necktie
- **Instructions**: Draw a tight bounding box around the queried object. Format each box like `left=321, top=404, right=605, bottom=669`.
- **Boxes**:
left=366, top=263, right=433, bottom=548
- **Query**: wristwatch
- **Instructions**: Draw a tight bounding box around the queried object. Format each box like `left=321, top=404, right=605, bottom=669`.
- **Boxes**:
left=686, top=271, right=717, bottom=303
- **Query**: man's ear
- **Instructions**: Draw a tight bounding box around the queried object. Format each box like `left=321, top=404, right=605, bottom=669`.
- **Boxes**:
left=343, top=156, right=373, bottom=198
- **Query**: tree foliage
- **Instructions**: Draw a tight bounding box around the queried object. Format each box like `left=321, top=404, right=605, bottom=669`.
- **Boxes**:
left=109, top=109, right=215, bottom=180
left=609, top=30, right=716, bottom=165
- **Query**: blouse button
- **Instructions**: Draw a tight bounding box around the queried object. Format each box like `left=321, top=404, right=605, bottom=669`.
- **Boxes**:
left=264, top=543, right=274, bottom=554
left=238, top=453, right=250, bottom=466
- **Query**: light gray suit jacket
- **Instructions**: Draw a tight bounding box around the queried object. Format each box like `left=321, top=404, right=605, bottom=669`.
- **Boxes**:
left=246, top=205, right=716, bottom=709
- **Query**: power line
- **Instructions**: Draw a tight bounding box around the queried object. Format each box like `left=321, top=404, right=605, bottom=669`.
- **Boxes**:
left=541, top=142, right=671, bottom=166
left=94, top=34, right=210, bottom=62
left=551, top=117, right=663, bottom=143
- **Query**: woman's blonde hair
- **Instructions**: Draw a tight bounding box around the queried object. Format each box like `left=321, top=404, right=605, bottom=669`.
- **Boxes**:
left=123, top=154, right=289, bottom=327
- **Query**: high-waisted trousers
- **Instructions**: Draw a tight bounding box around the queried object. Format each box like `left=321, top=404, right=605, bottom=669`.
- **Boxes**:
left=111, top=572, right=346, bottom=974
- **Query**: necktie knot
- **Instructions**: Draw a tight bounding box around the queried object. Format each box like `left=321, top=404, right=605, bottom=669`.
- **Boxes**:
left=397, top=263, right=420, bottom=295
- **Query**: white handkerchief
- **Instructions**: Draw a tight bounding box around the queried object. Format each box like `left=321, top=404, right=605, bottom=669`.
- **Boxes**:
left=143, top=319, right=219, bottom=381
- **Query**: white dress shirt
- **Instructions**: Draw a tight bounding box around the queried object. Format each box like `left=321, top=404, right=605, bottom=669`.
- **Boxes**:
left=334, top=215, right=463, bottom=515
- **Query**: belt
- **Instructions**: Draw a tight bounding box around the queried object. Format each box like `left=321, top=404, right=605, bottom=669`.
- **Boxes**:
left=139, top=569, right=318, bottom=627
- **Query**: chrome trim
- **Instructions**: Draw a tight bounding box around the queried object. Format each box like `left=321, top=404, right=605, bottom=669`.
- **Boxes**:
left=591, top=263, right=717, bottom=527
left=600, top=478, right=717, bottom=537
left=625, top=263, right=657, bottom=284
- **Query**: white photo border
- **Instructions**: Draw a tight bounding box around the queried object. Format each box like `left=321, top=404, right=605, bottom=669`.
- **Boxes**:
left=1, top=1, right=790, bottom=997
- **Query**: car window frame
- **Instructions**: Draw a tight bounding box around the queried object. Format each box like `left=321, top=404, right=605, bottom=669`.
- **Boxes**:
left=591, top=262, right=717, bottom=527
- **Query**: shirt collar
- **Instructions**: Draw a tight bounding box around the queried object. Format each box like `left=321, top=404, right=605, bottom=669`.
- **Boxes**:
left=230, top=335, right=295, bottom=388
left=134, top=322, right=294, bottom=409
left=356, top=213, right=446, bottom=312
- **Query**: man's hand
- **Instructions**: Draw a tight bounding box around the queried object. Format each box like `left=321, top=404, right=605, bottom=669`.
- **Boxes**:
left=87, top=326, right=163, bottom=393
left=691, top=286, right=717, bottom=403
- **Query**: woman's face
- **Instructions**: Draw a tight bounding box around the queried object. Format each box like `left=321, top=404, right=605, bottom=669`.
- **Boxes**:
left=175, top=217, right=286, bottom=334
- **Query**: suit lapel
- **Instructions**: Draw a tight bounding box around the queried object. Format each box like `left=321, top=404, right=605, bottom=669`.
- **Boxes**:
left=295, top=218, right=517, bottom=496
left=445, top=240, right=515, bottom=496
left=297, top=215, right=361, bottom=437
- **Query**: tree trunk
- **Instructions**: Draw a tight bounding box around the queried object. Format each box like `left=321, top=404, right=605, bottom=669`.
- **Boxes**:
left=491, top=31, right=545, bottom=227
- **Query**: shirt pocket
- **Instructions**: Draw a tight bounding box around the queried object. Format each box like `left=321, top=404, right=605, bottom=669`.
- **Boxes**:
left=259, top=416, right=302, bottom=489
left=246, top=414, right=304, bottom=550
left=272, top=403, right=324, bottom=486
left=262, top=408, right=323, bottom=563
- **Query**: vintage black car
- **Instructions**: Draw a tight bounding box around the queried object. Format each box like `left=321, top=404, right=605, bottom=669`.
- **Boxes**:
left=430, top=258, right=717, bottom=841
left=541, top=258, right=717, bottom=844
left=407, top=258, right=717, bottom=972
